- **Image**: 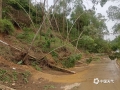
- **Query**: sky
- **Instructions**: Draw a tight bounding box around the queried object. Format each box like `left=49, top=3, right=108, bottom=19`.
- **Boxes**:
left=33, top=0, right=119, bottom=40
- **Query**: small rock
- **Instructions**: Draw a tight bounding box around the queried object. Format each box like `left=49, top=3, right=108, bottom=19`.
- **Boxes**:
left=61, top=83, right=81, bottom=90
left=12, top=83, right=15, bottom=86
left=12, top=67, right=16, bottom=70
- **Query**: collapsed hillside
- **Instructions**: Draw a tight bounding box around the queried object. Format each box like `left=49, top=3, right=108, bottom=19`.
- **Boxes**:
left=2, top=0, right=116, bottom=73
left=0, top=0, right=112, bottom=74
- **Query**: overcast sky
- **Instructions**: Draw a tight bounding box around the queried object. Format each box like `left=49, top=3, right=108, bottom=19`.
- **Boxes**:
left=33, top=0, right=119, bottom=40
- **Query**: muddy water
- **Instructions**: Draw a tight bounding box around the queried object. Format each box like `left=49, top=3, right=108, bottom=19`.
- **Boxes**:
left=32, top=56, right=120, bottom=90
left=32, top=57, right=119, bottom=81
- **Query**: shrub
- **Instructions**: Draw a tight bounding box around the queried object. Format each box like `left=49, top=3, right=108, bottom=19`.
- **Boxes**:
left=51, top=51, right=58, bottom=58
left=62, top=54, right=82, bottom=68
left=109, top=55, right=116, bottom=60
left=0, top=19, right=15, bottom=35
left=109, top=52, right=120, bottom=60
left=7, top=0, right=21, bottom=10
left=78, top=35, right=96, bottom=52
left=86, top=57, right=93, bottom=64
left=94, top=38, right=111, bottom=53
left=31, top=62, right=42, bottom=71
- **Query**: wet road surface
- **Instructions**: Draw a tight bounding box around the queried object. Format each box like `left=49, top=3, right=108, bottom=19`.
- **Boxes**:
left=30, top=56, right=120, bottom=90
left=77, top=57, right=120, bottom=90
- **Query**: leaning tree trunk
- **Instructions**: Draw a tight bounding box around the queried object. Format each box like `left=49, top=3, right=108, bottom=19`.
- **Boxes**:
left=0, top=0, right=2, bottom=19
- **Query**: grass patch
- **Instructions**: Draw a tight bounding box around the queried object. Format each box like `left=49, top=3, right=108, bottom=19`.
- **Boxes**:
left=92, top=57, right=100, bottom=61
left=51, top=51, right=58, bottom=58
left=0, top=69, right=31, bottom=83
left=44, top=85, right=56, bottom=90
left=16, top=27, right=40, bottom=44
left=12, top=71, right=18, bottom=81
left=31, top=62, right=42, bottom=71
left=22, top=71, right=31, bottom=83
left=86, top=57, right=93, bottom=64
left=0, top=69, right=11, bottom=82
left=0, top=19, right=15, bottom=35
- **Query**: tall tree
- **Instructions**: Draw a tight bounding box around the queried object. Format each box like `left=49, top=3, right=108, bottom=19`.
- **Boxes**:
left=54, top=0, right=72, bottom=34
left=107, top=5, right=120, bottom=33
left=91, top=0, right=108, bottom=7
left=0, top=0, right=2, bottom=19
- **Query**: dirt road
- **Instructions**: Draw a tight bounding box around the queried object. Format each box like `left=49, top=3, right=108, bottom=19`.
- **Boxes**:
left=36, top=56, right=120, bottom=90
left=32, top=56, right=120, bottom=90
left=0, top=56, right=120, bottom=90
left=70, top=57, right=120, bottom=90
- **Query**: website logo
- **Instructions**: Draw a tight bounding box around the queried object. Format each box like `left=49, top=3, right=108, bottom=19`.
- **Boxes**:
left=93, top=78, right=114, bottom=84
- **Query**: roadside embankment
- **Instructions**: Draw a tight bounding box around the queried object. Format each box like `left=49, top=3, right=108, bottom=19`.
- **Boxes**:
left=116, top=58, right=120, bottom=68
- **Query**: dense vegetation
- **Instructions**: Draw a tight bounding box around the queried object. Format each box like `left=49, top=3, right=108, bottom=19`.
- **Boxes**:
left=0, top=0, right=115, bottom=68
left=106, top=0, right=120, bottom=58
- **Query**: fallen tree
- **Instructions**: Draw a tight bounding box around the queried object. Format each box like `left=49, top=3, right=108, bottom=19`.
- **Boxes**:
left=0, top=84, right=16, bottom=90
left=0, top=39, right=76, bottom=74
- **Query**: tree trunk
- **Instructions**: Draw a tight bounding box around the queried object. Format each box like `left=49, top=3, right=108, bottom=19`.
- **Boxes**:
left=62, top=0, right=66, bottom=34
left=29, top=0, right=30, bottom=15
left=35, top=0, right=37, bottom=24
left=43, top=0, right=46, bottom=29
left=0, top=0, right=2, bottom=19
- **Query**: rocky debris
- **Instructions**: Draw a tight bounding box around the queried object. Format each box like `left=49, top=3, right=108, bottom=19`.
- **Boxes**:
left=61, top=83, right=81, bottom=90
left=0, top=84, right=16, bottom=90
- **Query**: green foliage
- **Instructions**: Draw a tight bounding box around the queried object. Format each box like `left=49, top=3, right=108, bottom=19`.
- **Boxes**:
left=78, top=36, right=111, bottom=53
left=107, top=6, right=120, bottom=33
left=22, top=71, right=31, bottom=83
left=44, top=39, right=51, bottom=48
left=109, top=52, right=120, bottom=60
left=0, top=69, right=11, bottom=82
left=31, top=62, right=42, bottom=71
left=70, top=28, right=79, bottom=40
left=111, top=36, right=120, bottom=51
left=112, top=23, right=120, bottom=33
left=3, top=0, right=42, bottom=24
left=44, top=85, right=55, bottom=90
left=109, top=36, right=120, bottom=61
left=69, top=3, right=108, bottom=53
left=94, top=38, right=111, bottom=53
left=0, top=69, right=31, bottom=83
left=7, top=0, right=32, bottom=11
left=17, top=27, right=35, bottom=43
left=17, top=60, right=23, bottom=65
left=12, top=71, right=18, bottom=81
left=7, top=0, right=21, bottom=10
left=100, top=0, right=108, bottom=7
left=115, top=52, right=120, bottom=58
left=41, top=29, right=57, bottom=52
left=86, top=57, right=93, bottom=64
left=107, top=6, right=120, bottom=21
left=62, top=54, right=82, bottom=68
left=109, top=54, right=116, bottom=60
left=51, top=51, right=58, bottom=58
left=44, top=29, right=52, bottom=48
left=0, top=19, right=14, bottom=35
left=91, top=0, right=108, bottom=7
left=78, top=35, right=96, bottom=52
